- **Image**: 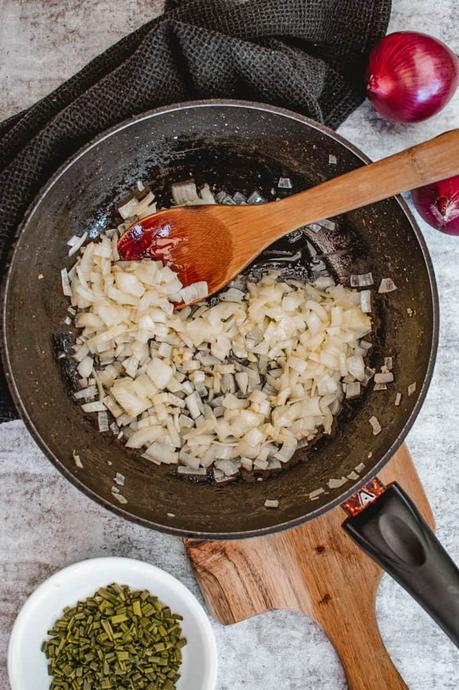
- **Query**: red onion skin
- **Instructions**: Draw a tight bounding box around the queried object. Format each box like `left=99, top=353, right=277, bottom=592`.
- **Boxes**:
left=412, top=175, right=459, bottom=236
left=366, top=32, right=458, bottom=123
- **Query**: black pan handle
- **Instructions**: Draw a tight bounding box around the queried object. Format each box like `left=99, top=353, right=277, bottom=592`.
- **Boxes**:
left=343, top=483, right=459, bottom=647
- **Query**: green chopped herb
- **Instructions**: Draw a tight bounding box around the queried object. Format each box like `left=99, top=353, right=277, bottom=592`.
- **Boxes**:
left=42, top=583, right=187, bottom=690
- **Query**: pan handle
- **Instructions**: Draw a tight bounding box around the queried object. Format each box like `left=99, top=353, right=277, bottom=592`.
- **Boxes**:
left=343, top=482, right=459, bottom=647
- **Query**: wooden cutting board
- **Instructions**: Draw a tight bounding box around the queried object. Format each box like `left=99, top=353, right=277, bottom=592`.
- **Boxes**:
left=185, top=445, right=434, bottom=690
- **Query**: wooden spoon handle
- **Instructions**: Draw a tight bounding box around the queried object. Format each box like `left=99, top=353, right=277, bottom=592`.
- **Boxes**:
left=257, top=128, right=459, bottom=239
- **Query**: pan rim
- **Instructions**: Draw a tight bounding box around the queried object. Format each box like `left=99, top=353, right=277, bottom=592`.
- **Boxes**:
left=1, top=98, right=439, bottom=539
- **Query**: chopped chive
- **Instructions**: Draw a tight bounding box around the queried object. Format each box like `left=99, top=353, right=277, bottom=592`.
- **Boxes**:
left=42, top=583, right=187, bottom=689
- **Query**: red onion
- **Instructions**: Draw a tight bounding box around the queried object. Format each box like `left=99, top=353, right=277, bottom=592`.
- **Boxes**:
left=365, top=32, right=458, bottom=123
left=412, top=175, right=459, bottom=235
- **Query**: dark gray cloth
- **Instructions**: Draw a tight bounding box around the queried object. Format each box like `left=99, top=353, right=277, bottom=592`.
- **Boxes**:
left=0, top=0, right=391, bottom=421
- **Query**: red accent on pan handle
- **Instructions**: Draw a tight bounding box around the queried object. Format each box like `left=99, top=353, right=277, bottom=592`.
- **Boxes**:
left=342, top=477, right=386, bottom=517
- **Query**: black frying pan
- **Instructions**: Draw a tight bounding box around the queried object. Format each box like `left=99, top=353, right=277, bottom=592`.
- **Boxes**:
left=2, top=101, right=458, bottom=644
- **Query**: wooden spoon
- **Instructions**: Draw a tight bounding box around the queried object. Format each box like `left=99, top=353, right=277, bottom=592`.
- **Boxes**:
left=118, top=129, right=459, bottom=303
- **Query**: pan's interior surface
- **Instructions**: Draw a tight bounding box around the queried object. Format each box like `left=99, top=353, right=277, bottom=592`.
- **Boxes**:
left=3, top=102, right=437, bottom=537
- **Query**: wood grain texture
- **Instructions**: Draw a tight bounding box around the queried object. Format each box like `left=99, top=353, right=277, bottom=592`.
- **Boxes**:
left=186, top=446, right=434, bottom=690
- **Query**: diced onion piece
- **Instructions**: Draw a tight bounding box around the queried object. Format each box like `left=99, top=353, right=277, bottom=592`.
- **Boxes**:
left=328, top=476, right=347, bottom=489
left=408, top=382, right=417, bottom=396
left=112, top=491, right=128, bottom=505
left=74, top=386, right=97, bottom=400
left=73, top=450, right=83, bottom=468
left=177, top=465, right=207, bottom=476
left=345, top=381, right=361, bottom=399
left=185, top=392, right=202, bottom=420
left=264, top=499, right=279, bottom=508
left=118, top=197, right=140, bottom=220
left=374, top=382, right=387, bottom=391
left=313, top=276, right=335, bottom=289
left=350, top=273, right=373, bottom=287
left=347, top=355, right=365, bottom=381
left=77, top=356, right=94, bottom=379
left=112, top=384, right=150, bottom=417
left=247, top=191, right=265, bottom=205
left=177, top=281, right=208, bottom=305
left=318, top=218, right=336, bottom=232
left=199, top=184, right=216, bottom=204
left=374, top=372, right=394, bottom=384
left=98, top=411, right=109, bottom=432
left=68, top=232, right=88, bottom=257
left=395, top=392, right=402, bottom=406
left=146, top=358, right=173, bottom=389
left=81, top=401, right=107, bottom=413
left=114, top=472, right=125, bottom=486
left=360, top=290, right=372, bottom=313
left=369, top=415, right=382, bottom=435
left=172, top=180, right=201, bottom=206
left=309, top=488, right=325, bottom=499
left=125, top=426, right=162, bottom=448
left=61, top=268, right=72, bottom=297
left=274, top=439, right=297, bottom=463
left=144, top=442, right=178, bottom=465
left=378, top=278, right=398, bottom=293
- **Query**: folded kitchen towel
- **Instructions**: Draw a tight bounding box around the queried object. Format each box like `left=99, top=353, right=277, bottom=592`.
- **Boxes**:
left=0, top=0, right=391, bottom=421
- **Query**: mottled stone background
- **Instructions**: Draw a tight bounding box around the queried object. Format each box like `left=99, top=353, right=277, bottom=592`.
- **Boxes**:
left=0, top=1, right=458, bottom=688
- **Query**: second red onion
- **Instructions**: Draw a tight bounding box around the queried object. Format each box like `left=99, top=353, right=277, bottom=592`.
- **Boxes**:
left=412, top=175, right=459, bottom=236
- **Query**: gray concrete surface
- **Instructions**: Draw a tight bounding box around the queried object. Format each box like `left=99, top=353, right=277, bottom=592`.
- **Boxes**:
left=0, top=1, right=458, bottom=688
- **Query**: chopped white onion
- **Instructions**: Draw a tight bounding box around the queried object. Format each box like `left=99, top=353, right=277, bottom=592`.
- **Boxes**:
left=72, top=450, right=83, bottom=468
left=66, top=191, right=372, bottom=477
left=369, top=415, right=382, bottom=435
left=374, top=372, right=394, bottom=384
left=177, top=465, right=207, bottom=476
left=61, top=268, right=72, bottom=297
left=350, top=272, right=373, bottom=288
left=112, top=491, right=128, bottom=505
left=171, top=180, right=214, bottom=206
left=328, top=476, right=347, bottom=489
left=378, top=278, right=398, bottom=294
left=115, top=472, right=125, bottom=486
left=98, top=411, right=109, bottom=432
left=77, top=356, right=94, bottom=379
left=74, top=386, right=97, bottom=400
left=68, top=232, right=88, bottom=257
left=345, top=381, right=361, bottom=399
left=309, top=488, right=324, bottom=499
left=177, top=281, right=208, bottom=305
left=317, top=218, right=336, bottom=232
left=374, top=382, right=387, bottom=391
left=360, top=290, right=372, bottom=313
left=81, top=401, right=107, bottom=413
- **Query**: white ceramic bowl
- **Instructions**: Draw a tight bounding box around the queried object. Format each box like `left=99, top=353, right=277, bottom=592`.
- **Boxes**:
left=8, top=557, right=217, bottom=690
